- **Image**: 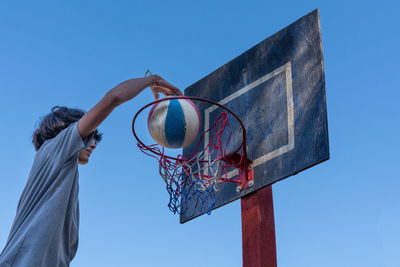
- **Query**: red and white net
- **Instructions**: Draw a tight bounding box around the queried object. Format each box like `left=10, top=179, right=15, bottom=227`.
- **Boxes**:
left=138, top=112, right=246, bottom=216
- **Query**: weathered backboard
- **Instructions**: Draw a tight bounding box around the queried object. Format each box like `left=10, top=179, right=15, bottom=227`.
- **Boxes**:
left=182, top=9, right=329, bottom=223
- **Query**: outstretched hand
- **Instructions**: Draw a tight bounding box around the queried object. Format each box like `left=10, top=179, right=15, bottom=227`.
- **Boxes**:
left=149, top=74, right=183, bottom=100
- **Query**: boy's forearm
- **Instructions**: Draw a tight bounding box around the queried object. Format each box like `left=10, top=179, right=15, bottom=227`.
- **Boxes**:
left=107, top=76, right=153, bottom=106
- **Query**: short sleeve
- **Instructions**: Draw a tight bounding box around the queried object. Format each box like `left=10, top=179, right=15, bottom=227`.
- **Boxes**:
left=42, top=121, right=95, bottom=163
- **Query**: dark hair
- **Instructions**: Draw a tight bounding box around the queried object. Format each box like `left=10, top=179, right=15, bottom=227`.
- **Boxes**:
left=32, top=106, right=102, bottom=151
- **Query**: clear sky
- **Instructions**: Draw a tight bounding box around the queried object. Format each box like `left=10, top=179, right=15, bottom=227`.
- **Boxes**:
left=0, top=1, right=399, bottom=266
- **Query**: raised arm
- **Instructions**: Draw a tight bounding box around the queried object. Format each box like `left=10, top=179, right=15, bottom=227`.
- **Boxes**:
left=78, top=75, right=182, bottom=138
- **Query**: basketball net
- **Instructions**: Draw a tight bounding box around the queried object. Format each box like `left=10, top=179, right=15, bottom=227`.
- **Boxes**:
left=138, top=112, right=248, bottom=216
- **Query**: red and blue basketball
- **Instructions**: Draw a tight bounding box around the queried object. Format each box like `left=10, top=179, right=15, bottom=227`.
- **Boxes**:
left=147, top=98, right=201, bottom=148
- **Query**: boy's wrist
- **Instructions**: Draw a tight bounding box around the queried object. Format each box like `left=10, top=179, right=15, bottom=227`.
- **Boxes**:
left=144, top=76, right=152, bottom=86
left=144, top=75, right=158, bottom=87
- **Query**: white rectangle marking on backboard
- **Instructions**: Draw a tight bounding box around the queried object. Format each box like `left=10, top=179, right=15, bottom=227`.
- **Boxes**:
left=204, top=62, right=295, bottom=178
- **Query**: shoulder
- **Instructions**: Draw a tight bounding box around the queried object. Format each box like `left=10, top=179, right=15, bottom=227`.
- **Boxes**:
left=40, top=122, right=93, bottom=160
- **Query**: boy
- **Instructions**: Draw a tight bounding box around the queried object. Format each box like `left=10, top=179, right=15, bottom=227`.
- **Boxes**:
left=0, top=74, right=182, bottom=266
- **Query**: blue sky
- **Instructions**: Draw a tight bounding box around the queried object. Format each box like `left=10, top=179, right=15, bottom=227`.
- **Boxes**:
left=0, top=1, right=399, bottom=266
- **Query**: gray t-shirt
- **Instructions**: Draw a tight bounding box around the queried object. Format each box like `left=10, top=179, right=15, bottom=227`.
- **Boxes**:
left=0, top=122, right=94, bottom=267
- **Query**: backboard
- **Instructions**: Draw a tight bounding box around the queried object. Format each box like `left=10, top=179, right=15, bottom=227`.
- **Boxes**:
left=181, top=9, right=329, bottom=223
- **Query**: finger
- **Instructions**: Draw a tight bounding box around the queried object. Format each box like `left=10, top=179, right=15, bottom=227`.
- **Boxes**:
left=157, top=79, right=183, bottom=96
left=152, top=85, right=173, bottom=96
left=151, top=74, right=183, bottom=96
left=151, top=86, right=161, bottom=100
left=176, top=89, right=184, bottom=96
left=163, top=84, right=183, bottom=96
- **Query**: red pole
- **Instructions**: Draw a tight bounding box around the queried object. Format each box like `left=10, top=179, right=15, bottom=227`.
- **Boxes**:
left=241, top=185, right=277, bottom=267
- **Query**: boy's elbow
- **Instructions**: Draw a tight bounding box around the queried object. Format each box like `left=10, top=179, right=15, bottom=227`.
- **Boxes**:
left=105, top=90, right=124, bottom=107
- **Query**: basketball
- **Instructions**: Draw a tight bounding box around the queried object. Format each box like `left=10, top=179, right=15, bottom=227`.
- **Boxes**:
left=147, top=98, right=201, bottom=148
